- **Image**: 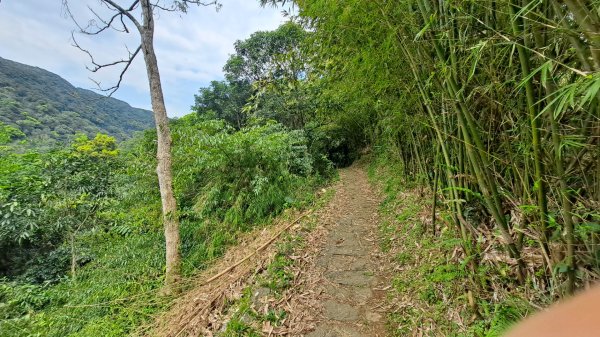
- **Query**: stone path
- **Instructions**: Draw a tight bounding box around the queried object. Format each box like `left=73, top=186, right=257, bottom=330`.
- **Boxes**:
left=306, top=166, right=387, bottom=337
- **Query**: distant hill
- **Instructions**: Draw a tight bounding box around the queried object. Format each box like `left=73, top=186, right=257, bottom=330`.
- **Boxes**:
left=0, top=56, right=154, bottom=149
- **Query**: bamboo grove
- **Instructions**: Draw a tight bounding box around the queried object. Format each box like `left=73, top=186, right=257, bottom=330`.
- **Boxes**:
left=281, top=0, right=600, bottom=296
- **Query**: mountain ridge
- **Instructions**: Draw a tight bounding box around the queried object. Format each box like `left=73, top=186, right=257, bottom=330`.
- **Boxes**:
left=0, top=56, right=154, bottom=148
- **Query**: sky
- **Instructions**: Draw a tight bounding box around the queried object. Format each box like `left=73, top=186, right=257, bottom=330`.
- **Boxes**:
left=0, top=0, right=291, bottom=117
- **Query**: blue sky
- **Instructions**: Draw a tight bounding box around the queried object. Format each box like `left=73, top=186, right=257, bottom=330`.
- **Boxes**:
left=0, top=0, right=290, bottom=117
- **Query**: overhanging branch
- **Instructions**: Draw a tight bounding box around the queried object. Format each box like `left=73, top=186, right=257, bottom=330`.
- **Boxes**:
left=63, top=0, right=220, bottom=96
left=72, top=33, right=141, bottom=96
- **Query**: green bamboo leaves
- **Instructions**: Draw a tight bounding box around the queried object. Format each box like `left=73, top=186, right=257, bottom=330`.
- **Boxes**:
left=295, top=0, right=600, bottom=297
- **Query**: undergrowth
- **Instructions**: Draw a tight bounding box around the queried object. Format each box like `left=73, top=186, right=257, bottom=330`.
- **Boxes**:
left=0, top=117, right=335, bottom=337
left=368, top=154, right=540, bottom=337
left=220, top=236, right=303, bottom=337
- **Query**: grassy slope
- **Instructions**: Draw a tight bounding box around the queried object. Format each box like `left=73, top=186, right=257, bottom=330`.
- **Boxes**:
left=217, top=187, right=336, bottom=337
left=1, top=117, right=334, bottom=336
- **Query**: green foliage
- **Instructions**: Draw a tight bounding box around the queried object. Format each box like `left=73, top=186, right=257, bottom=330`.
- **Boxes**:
left=195, top=124, right=311, bottom=224
left=192, top=80, right=252, bottom=129
left=148, top=116, right=322, bottom=228
left=221, top=289, right=262, bottom=337
left=193, top=22, right=312, bottom=131
left=262, top=253, right=294, bottom=293
left=222, top=319, right=261, bottom=337
left=0, top=282, right=50, bottom=320
left=0, top=133, right=119, bottom=282
left=223, top=21, right=308, bottom=84
left=0, top=121, right=25, bottom=145
left=304, top=122, right=356, bottom=169
left=287, top=0, right=600, bottom=329
left=0, top=232, right=166, bottom=337
left=469, top=303, right=526, bottom=337
left=0, top=110, right=329, bottom=335
left=370, top=157, right=535, bottom=336
left=192, top=22, right=360, bottom=168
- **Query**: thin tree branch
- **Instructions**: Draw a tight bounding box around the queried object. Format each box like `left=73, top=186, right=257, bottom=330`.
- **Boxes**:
left=86, top=8, right=125, bottom=34
left=100, top=0, right=142, bottom=32
left=71, top=33, right=141, bottom=96
left=64, top=0, right=219, bottom=96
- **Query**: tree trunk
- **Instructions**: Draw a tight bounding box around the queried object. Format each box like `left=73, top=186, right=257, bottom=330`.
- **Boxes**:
left=140, top=0, right=181, bottom=292
left=70, top=232, right=76, bottom=281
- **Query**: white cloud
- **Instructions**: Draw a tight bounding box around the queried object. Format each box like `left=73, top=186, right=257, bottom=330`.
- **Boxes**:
left=0, top=0, right=289, bottom=117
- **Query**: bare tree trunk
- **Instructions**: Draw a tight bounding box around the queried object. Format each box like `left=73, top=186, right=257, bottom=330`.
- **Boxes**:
left=70, top=232, right=76, bottom=281
left=140, top=0, right=181, bottom=292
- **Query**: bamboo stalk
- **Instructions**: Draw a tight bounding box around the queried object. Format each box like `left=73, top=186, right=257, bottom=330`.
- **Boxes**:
left=510, top=0, right=552, bottom=274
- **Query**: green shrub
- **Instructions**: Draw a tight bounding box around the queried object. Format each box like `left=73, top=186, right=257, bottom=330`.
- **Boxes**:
left=304, top=122, right=356, bottom=170
left=0, top=134, right=119, bottom=283
left=0, top=282, right=51, bottom=319
left=165, top=116, right=322, bottom=227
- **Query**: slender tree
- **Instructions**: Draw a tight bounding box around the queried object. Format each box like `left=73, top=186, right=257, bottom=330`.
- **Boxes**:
left=63, top=0, right=219, bottom=293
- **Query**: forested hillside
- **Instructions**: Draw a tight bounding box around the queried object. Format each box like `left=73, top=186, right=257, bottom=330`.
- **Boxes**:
left=0, top=57, right=153, bottom=149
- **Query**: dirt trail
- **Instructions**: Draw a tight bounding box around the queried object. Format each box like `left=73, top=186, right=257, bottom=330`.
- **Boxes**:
left=305, top=165, right=387, bottom=337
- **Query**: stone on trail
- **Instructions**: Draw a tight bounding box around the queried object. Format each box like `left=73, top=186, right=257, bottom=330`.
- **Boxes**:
left=325, top=270, right=374, bottom=286
left=324, top=284, right=373, bottom=303
left=323, top=300, right=360, bottom=321
left=305, top=324, right=367, bottom=337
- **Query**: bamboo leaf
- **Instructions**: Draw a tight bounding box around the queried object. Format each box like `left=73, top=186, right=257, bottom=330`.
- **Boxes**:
left=467, top=40, right=487, bottom=82
left=415, top=14, right=435, bottom=41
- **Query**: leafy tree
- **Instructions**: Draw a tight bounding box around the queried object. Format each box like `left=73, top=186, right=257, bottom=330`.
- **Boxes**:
left=0, top=122, right=24, bottom=145
left=192, top=80, right=252, bottom=129
left=45, top=134, right=119, bottom=280
left=224, top=21, right=308, bottom=84
left=192, top=22, right=310, bottom=130
left=0, top=134, right=119, bottom=283
left=194, top=20, right=359, bottom=164
left=0, top=150, right=46, bottom=278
